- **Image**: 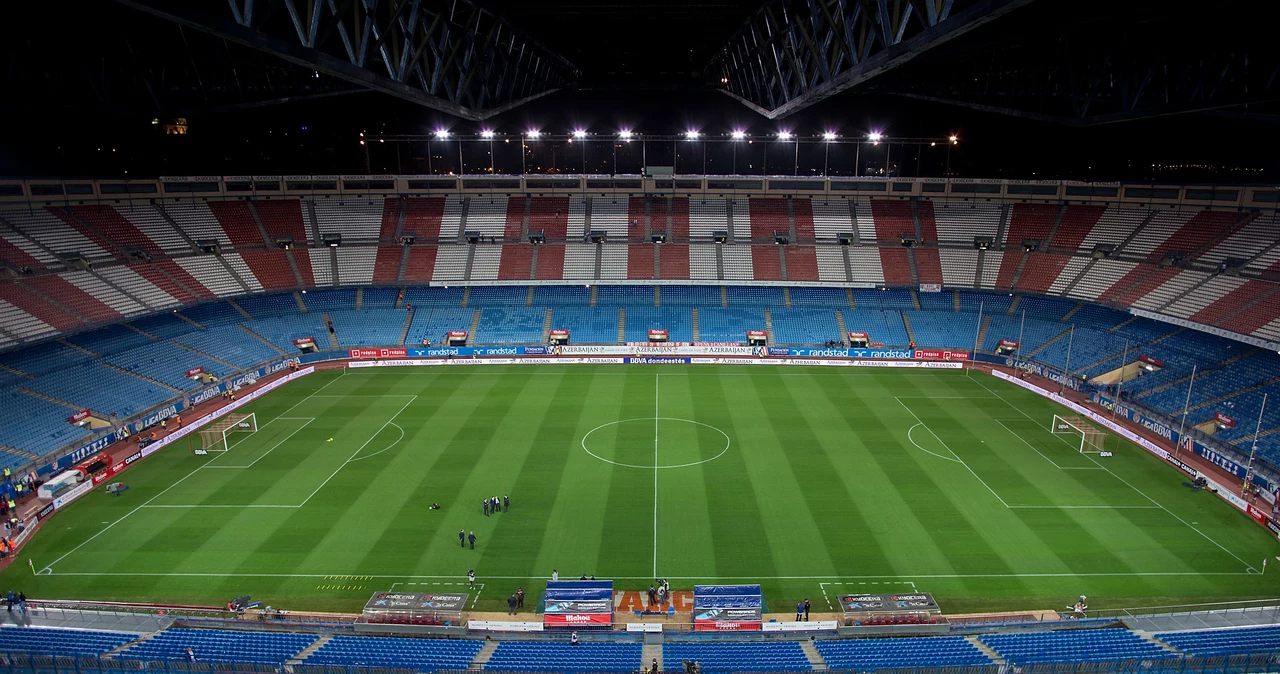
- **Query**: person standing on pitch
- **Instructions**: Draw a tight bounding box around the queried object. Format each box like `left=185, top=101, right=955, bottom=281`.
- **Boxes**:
left=804, top=598, right=811, bottom=621
left=504, top=494, right=509, bottom=511
left=469, top=530, right=477, bottom=549
left=483, top=498, right=489, bottom=516
left=517, top=587, right=525, bottom=610
left=507, top=593, right=517, bottom=615
left=468, top=569, right=476, bottom=589
left=795, top=602, right=804, bottom=621
left=552, top=569, right=559, bottom=581
left=459, top=529, right=466, bottom=548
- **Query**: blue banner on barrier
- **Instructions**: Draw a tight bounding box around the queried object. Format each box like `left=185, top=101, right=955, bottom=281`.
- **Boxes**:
left=694, top=584, right=762, bottom=596
left=625, top=357, right=691, bottom=364
left=784, top=348, right=912, bottom=359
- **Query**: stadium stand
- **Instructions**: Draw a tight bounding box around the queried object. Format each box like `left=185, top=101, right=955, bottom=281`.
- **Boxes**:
left=815, top=635, right=993, bottom=670
left=664, top=641, right=811, bottom=672
left=484, top=640, right=642, bottom=672
left=118, top=628, right=317, bottom=665
left=0, top=627, right=138, bottom=658
left=1156, top=625, right=1280, bottom=656
left=980, top=628, right=1175, bottom=664
left=303, top=635, right=484, bottom=670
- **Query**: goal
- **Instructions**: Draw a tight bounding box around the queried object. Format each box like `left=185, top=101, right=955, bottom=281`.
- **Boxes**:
left=1052, top=414, right=1108, bottom=454
left=196, top=413, right=257, bottom=453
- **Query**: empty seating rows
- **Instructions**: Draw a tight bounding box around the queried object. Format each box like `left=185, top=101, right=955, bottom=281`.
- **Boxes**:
left=980, top=628, right=1174, bottom=665
left=0, top=627, right=137, bottom=658
left=1157, top=625, right=1280, bottom=656
left=485, top=641, right=642, bottom=673
left=664, top=641, right=810, bottom=673
left=118, top=629, right=316, bottom=665
left=303, top=635, right=483, bottom=670
left=815, top=635, right=992, bottom=670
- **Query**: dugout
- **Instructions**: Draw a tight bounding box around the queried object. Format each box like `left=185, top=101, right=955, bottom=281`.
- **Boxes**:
left=746, top=330, right=767, bottom=346
left=293, top=337, right=317, bottom=353
left=996, top=339, right=1019, bottom=356
left=447, top=330, right=468, bottom=346
left=838, top=592, right=941, bottom=626
left=848, top=332, right=869, bottom=347
left=550, top=329, right=570, bottom=345
left=361, top=591, right=467, bottom=626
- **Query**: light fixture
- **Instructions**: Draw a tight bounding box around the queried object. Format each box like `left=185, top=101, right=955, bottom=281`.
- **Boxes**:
left=618, top=130, right=633, bottom=140
left=867, top=131, right=884, bottom=142
left=823, top=132, right=837, bottom=141
left=949, top=134, right=959, bottom=144
left=480, top=130, right=495, bottom=139
left=777, top=130, right=792, bottom=140
left=526, top=130, right=541, bottom=138
left=731, top=130, right=746, bottom=140
left=572, top=129, right=587, bottom=139
left=685, top=130, right=700, bottom=139
left=434, top=129, right=450, bottom=139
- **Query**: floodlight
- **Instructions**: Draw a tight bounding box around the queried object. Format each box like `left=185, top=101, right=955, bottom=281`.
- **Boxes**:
left=777, top=130, right=792, bottom=140
left=572, top=129, right=587, bottom=139
left=731, top=130, right=746, bottom=140
left=823, top=132, right=837, bottom=141
left=618, top=130, right=633, bottom=140
left=685, top=130, right=700, bottom=139
left=434, top=129, right=450, bottom=139
left=480, top=130, right=495, bottom=139
left=949, top=134, right=959, bottom=144
left=867, top=131, right=884, bottom=142
left=526, top=130, right=541, bottom=138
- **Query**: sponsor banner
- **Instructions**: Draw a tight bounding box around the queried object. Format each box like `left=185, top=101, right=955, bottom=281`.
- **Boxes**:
left=786, top=359, right=851, bottom=367
left=838, top=593, right=940, bottom=614
left=1198, top=446, right=1249, bottom=479
left=746, top=331, right=767, bottom=338
left=768, top=347, right=791, bottom=356
left=690, top=358, right=781, bottom=365
left=447, top=330, right=468, bottom=338
left=130, top=403, right=182, bottom=435
left=914, top=349, right=970, bottom=361
left=848, top=332, right=869, bottom=340
left=545, top=600, right=612, bottom=614
left=52, top=480, right=93, bottom=510
left=36, top=502, right=55, bottom=520
left=350, top=348, right=408, bottom=358
left=648, top=329, right=669, bottom=340
left=67, top=409, right=92, bottom=424
left=549, top=330, right=570, bottom=338
left=293, top=337, right=315, bottom=348
left=1139, top=354, right=1165, bottom=368
left=626, top=623, right=663, bottom=633
left=524, top=346, right=550, bottom=355
left=998, top=340, right=1020, bottom=349
left=469, top=621, right=544, bottom=632
left=185, top=366, right=204, bottom=378
left=1215, top=412, right=1237, bottom=428
left=626, top=357, right=691, bottom=364
left=1197, top=472, right=1250, bottom=512
left=694, top=619, right=762, bottom=632
left=1167, top=454, right=1197, bottom=476
left=544, top=613, right=612, bottom=627
left=787, top=348, right=911, bottom=359
left=364, top=592, right=468, bottom=612
left=921, top=362, right=965, bottom=369
left=1128, top=307, right=1280, bottom=352
left=762, top=621, right=839, bottom=632
left=982, top=353, right=1081, bottom=391
left=919, top=284, right=943, bottom=293
left=1247, top=505, right=1270, bottom=527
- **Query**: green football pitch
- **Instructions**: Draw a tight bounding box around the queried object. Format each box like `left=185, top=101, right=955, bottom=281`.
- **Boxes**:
left=7, top=364, right=1280, bottom=615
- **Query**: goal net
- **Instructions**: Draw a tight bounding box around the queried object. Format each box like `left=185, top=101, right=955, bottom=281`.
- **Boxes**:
left=196, top=413, right=257, bottom=453
left=1052, top=414, right=1108, bottom=454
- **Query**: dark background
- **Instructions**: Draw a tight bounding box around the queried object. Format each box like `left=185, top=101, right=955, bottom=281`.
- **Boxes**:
left=1, top=0, right=1276, bottom=182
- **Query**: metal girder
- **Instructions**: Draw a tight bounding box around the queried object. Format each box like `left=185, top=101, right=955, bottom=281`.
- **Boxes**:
left=879, top=44, right=1280, bottom=125
left=708, top=0, right=1036, bottom=119
left=117, top=0, right=581, bottom=120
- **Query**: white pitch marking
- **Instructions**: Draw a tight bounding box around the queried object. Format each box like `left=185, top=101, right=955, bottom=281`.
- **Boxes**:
left=297, top=395, right=418, bottom=507
left=895, top=397, right=1010, bottom=508
left=905, top=423, right=963, bottom=463
left=972, top=374, right=1256, bottom=571
left=347, top=422, right=406, bottom=463
left=653, top=372, right=659, bottom=578
left=993, top=418, right=1102, bottom=471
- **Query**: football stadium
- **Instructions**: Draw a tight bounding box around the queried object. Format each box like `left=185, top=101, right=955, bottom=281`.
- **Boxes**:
left=1, top=0, right=1280, bottom=671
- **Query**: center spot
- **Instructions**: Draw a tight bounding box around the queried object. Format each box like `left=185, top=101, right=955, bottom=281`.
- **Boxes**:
left=581, top=417, right=731, bottom=469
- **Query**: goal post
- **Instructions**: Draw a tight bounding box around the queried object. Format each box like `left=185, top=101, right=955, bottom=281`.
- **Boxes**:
left=194, top=413, right=257, bottom=454
left=1052, top=414, right=1108, bottom=454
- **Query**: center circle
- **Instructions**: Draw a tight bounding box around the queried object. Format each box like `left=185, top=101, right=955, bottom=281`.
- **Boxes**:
left=581, top=417, right=731, bottom=469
